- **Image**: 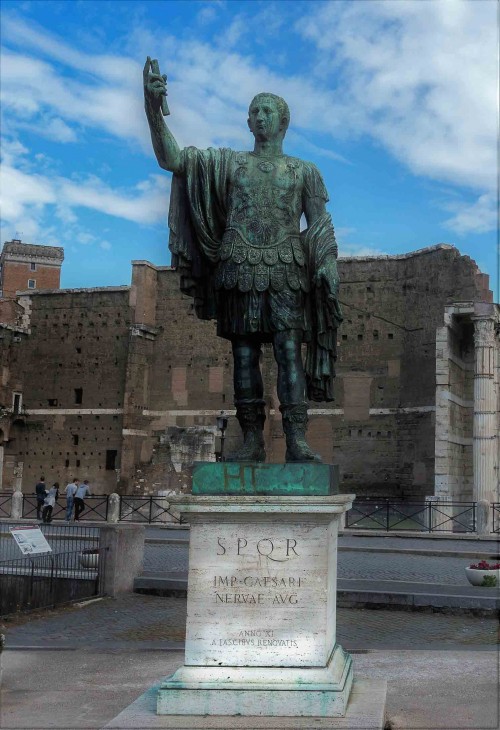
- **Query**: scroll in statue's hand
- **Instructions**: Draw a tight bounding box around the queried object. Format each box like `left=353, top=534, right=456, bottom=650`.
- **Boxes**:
left=143, top=56, right=169, bottom=115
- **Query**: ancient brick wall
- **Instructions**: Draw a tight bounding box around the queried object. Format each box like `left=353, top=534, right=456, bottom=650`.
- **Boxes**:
left=121, top=244, right=491, bottom=498
left=0, top=244, right=493, bottom=500
left=1, top=288, right=131, bottom=493
left=329, top=245, right=491, bottom=497
left=120, top=263, right=235, bottom=493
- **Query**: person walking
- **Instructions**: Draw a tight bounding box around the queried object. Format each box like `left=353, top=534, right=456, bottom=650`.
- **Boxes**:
left=42, top=482, right=59, bottom=523
left=74, top=479, right=91, bottom=521
left=64, top=478, right=79, bottom=521
left=35, top=476, right=47, bottom=520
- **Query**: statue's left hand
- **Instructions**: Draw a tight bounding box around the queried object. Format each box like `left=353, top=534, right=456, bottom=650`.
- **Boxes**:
left=315, top=256, right=339, bottom=294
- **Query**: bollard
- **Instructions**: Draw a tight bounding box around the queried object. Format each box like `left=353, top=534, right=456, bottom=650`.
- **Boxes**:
left=99, top=524, right=145, bottom=596
left=107, top=492, right=120, bottom=523
left=11, top=491, right=23, bottom=519
left=476, top=499, right=491, bottom=535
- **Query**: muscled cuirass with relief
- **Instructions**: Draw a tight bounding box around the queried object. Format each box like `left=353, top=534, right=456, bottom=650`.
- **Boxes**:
left=214, top=153, right=308, bottom=293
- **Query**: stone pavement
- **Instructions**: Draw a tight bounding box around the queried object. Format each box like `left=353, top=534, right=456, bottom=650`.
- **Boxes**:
left=3, top=593, right=498, bottom=651
left=1, top=594, right=499, bottom=729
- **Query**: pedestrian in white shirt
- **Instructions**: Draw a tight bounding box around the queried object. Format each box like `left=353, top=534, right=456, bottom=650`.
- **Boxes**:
left=74, top=479, right=91, bottom=521
left=64, top=478, right=79, bottom=521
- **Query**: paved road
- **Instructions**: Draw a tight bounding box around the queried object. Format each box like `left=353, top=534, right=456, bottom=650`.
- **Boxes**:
left=141, top=541, right=486, bottom=585
left=3, top=521, right=498, bottom=593
left=2, top=593, right=498, bottom=651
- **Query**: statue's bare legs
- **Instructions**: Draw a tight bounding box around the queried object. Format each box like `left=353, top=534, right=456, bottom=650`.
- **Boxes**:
left=228, top=331, right=321, bottom=462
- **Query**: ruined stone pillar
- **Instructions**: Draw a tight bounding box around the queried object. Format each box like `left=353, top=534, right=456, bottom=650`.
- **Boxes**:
left=11, top=490, right=23, bottom=519
left=472, top=316, right=498, bottom=532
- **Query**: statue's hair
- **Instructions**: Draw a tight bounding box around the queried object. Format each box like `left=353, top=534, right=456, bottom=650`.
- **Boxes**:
left=249, top=93, right=290, bottom=131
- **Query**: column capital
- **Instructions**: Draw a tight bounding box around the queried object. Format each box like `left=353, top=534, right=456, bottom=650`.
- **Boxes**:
left=471, top=316, right=496, bottom=347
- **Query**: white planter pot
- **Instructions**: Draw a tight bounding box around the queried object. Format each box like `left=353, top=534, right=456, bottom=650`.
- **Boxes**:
left=465, top=567, right=500, bottom=587
left=80, top=552, right=99, bottom=569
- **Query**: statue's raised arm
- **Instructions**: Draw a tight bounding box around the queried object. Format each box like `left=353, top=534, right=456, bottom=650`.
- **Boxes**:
left=143, top=57, right=182, bottom=174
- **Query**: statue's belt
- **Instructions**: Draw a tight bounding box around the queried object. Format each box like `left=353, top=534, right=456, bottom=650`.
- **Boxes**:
left=218, top=229, right=305, bottom=267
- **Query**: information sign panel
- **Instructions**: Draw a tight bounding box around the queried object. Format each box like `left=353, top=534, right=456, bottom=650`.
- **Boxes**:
left=10, top=526, right=52, bottom=555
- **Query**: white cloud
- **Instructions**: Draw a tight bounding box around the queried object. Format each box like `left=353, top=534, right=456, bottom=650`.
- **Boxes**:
left=340, top=244, right=388, bottom=259
left=297, top=0, right=498, bottom=196
left=0, top=139, right=170, bottom=242
left=0, top=164, right=56, bottom=219
left=0, top=2, right=497, bottom=244
left=59, top=174, right=169, bottom=225
left=39, top=117, right=78, bottom=144
left=442, top=192, right=497, bottom=236
left=0, top=47, right=148, bottom=149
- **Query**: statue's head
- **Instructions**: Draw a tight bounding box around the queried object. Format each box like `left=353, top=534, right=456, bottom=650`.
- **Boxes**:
left=248, top=93, right=290, bottom=141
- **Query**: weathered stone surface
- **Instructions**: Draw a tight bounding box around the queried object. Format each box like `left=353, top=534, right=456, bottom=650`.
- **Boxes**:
left=157, top=649, right=353, bottom=716
left=156, top=493, right=354, bottom=718
left=105, top=679, right=387, bottom=728
left=192, top=462, right=339, bottom=496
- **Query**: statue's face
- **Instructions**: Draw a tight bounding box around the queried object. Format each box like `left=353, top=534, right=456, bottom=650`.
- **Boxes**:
left=248, top=97, right=285, bottom=141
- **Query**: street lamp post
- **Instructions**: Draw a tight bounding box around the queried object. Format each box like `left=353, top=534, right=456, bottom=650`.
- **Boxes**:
left=216, top=412, right=228, bottom=462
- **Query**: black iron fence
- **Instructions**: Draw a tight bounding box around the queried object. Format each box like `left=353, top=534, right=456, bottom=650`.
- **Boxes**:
left=345, top=500, right=476, bottom=533
left=119, top=496, right=183, bottom=524
left=0, top=548, right=107, bottom=615
left=0, top=492, right=12, bottom=518
left=22, top=495, right=109, bottom=521
left=3, top=494, right=497, bottom=533
left=0, top=522, right=107, bottom=615
left=492, top=504, right=500, bottom=534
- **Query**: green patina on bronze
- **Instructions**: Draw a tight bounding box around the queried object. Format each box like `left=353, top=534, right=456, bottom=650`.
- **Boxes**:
left=144, top=60, right=343, bottom=466
left=192, top=462, right=339, bottom=496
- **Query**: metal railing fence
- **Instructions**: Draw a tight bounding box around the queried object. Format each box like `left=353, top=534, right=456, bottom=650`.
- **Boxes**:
left=0, top=547, right=107, bottom=615
left=345, top=500, right=476, bottom=533
left=1, top=521, right=106, bottom=615
left=492, top=504, right=500, bottom=534
left=22, top=495, right=109, bottom=521
left=119, top=496, right=183, bottom=524
left=0, top=492, right=12, bottom=518
left=5, top=494, right=496, bottom=532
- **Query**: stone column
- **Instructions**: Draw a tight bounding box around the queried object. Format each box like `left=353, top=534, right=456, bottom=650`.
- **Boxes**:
left=472, top=316, right=498, bottom=533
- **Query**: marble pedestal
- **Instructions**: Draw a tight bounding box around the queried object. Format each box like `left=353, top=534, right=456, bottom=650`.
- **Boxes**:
left=158, top=463, right=355, bottom=718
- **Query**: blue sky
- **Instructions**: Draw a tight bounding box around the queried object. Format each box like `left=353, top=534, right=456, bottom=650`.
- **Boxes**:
left=1, top=0, right=498, bottom=298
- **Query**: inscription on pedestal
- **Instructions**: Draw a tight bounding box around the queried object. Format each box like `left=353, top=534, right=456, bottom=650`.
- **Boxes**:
left=185, top=520, right=337, bottom=667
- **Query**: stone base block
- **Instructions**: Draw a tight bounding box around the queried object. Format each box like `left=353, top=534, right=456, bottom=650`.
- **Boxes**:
left=158, top=645, right=353, bottom=717
left=192, top=462, right=339, bottom=496
left=104, top=679, right=387, bottom=729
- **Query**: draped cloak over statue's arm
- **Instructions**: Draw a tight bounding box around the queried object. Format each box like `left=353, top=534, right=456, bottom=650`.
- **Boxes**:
left=168, top=147, right=232, bottom=320
left=302, top=212, right=343, bottom=403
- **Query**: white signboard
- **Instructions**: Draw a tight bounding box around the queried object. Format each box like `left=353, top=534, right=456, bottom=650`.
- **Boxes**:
left=10, top=526, right=52, bottom=555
